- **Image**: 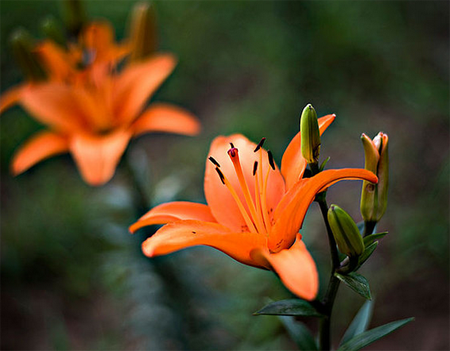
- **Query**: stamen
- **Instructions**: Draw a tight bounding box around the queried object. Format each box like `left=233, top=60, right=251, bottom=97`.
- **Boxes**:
left=215, top=167, right=225, bottom=184
left=268, top=150, right=276, bottom=170
left=253, top=161, right=258, bottom=176
left=227, top=146, right=265, bottom=233
left=254, top=137, right=266, bottom=152
left=217, top=167, right=258, bottom=233
left=209, top=156, right=221, bottom=168
left=230, top=142, right=235, bottom=148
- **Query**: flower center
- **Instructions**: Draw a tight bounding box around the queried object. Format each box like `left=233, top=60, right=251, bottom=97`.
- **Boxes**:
left=210, top=138, right=275, bottom=235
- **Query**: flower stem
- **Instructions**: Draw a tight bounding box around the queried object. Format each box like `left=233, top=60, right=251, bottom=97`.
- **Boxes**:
left=310, top=162, right=341, bottom=350
left=363, top=220, right=377, bottom=237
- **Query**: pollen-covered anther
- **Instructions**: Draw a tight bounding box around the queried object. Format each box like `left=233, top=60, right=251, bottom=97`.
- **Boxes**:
left=254, top=137, right=266, bottom=152
left=268, top=150, right=276, bottom=170
left=253, top=161, right=258, bottom=176
left=208, top=156, right=221, bottom=167
left=215, top=167, right=225, bottom=184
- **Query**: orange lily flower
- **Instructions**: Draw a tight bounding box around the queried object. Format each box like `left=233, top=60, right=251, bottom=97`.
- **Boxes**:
left=130, top=116, right=377, bottom=300
left=1, top=22, right=200, bottom=186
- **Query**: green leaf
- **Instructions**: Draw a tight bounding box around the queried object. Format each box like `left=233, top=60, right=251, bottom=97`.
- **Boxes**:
left=254, top=299, right=323, bottom=317
left=279, top=316, right=318, bottom=351
left=337, top=317, right=414, bottom=351
left=340, top=300, right=374, bottom=346
left=356, top=242, right=378, bottom=270
left=363, top=232, right=388, bottom=246
left=356, top=221, right=365, bottom=235
left=335, top=272, right=372, bottom=300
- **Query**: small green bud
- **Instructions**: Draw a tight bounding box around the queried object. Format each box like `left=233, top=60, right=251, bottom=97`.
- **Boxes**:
left=360, top=132, right=389, bottom=223
left=128, top=2, right=158, bottom=63
left=328, top=205, right=365, bottom=257
left=63, top=0, right=87, bottom=38
left=10, top=28, right=46, bottom=82
left=300, top=104, right=321, bottom=164
left=41, top=16, right=67, bottom=48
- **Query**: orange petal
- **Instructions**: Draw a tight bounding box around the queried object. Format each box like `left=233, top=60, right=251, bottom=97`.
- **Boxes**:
left=130, top=201, right=216, bottom=232
left=20, top=83, right=88, bottom=133
left=0, top=84, right=26, bottom=114
left=141, top=220, right=267, bottom=267
left=258, top=235, right=318, bottom=300
left=69, top=129, right=132, bottom=186
left=269, top=169, right=378, bottom=252
left=113, top=54, right=177, bottom=124
left=81, top=21, right=129, bottom=64
left=11, top=131, right=69, bottom=175
left=132, top=103, right=200, bottom=137
left=281, top=114, right=335, bottom=190
left=204, top=134, right=286, bottom=232
left=35, top=41, right=76, bottom=81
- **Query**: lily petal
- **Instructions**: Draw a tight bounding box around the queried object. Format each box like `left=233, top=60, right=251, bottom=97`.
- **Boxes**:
left=281, top=114, right=336, bottom=190
left=0, top=84, right=26, bottom=114
left=69, top=129, right=132, bottom=186
left=204, top=134, right=285, bottom=232
left=35, top=41, right=76, bottom=81
left=20, top=83, right=88, bottom=132
left=130, top=202, right=216, bottom=232
left=113, top=54, right=177, bottom=125
left=132, top=103, right=200, bottom=137
left=11, top=131, right=69, bottom=175
left=141, top=219, right=267, bottom=267
left=269, top=169, right=378, bottom=252
left=258, top=235, right=318, bottom=301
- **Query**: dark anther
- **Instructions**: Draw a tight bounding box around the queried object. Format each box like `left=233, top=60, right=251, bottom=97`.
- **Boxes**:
left=215, top=167, right=225, bottom=184
left=208, top=156, right=221, bottom=167
left=230, top=142, right=235, bottom=148
left=268, top=150, right=275, bottom=170
left=254, top=137, right=266, bottom=152
left=253, top=161, right=259, bottom=176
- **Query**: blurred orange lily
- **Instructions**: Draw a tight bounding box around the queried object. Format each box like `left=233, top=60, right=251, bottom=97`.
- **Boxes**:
left=130, top=116, right=377, bottom=300
left=1, top=22, right=200, bottom=186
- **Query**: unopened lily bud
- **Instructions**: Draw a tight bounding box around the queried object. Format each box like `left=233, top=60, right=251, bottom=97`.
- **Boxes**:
left=41, top=16, right=66, bottom=48
left=64, top=0, right=87, bottom=38
left=128, top=2, right=158, bottom=63
left=300, top=104, right=321, bottom=164
left=328, top=205, right=365, bottom=257
left=360, top=132, right=389, bottom=223
left=10, top=29, right=46, bottom=82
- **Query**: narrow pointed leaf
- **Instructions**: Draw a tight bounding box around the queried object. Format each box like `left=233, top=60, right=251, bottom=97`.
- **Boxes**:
left=340, top=300, right=374, bottom=346
left=357, top=221, right=365, bottom=235
left=363, top=232, right=388, bottom=246
left=355, top=242, right=378, bottom=270
left=337, top=317, right=414, bottom=351
left=279, top=316, right=318, bottom=351
left=254, top=299, right=323, bottom=317
left=335, top=272, right=372, bottom=300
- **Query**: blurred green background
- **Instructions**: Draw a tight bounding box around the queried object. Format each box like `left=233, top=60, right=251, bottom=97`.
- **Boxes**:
left=1, top=1, right=448, bottom=350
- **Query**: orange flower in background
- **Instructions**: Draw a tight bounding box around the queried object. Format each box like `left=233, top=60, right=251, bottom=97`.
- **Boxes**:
left=0, top=22, right=200, bottom=186
left=130, top=116, right=378, bottom=300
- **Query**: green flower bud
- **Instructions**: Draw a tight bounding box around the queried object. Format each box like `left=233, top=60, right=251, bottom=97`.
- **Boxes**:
left=300, top=104, right=321, bottom=164
left=328, top=205, right=365, bottom=257
left=360, top=132, right=389, bottom=223
left=41, top=16, right=67, bottom=48
left=128, top=2, right=158, bottom=63
left=10, top=29, right=46, bottom=82
left=63, top=0, right=87, bottom=38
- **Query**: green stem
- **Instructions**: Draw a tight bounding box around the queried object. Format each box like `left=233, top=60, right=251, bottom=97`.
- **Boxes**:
left=363, top=221, right=377, bottom=237
left=124, top=154, right=150, bottom=216
left=310, top=162, right=341, bottom=350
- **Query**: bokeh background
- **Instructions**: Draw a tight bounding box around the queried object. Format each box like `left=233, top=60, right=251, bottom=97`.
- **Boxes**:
left=1, top=1, right=448, bottom=350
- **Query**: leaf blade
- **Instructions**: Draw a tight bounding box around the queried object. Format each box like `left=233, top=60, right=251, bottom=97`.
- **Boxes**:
left=335, top=272, right=372, bottom=300
left=337, top=317, right=415, bottom=351
left=279, top=316, right=318, bottom=351
left=254, top=299, right=324, bottom=317
left=340, top=300, right=374, bottom=346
